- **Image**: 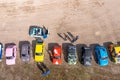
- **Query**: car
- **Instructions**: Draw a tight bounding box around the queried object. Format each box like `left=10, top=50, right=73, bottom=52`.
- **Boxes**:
left=68, top=45, right=77, bottom=65
left=81, top=47, right=92, bottom=66
left=95, top=45, right=109, bottom=66
left=6, top=44, right=17, bottom=65
left=21, top=44, right=30, bottom=62
left=52, top=45, right=62, bottom=64
left=0, top=43, right=3, bottom=62
left=35, top=39, right=44, bottom=62
left=108, top=44, right=120, bottom=64
left=29, top=26, right=48, bottom=39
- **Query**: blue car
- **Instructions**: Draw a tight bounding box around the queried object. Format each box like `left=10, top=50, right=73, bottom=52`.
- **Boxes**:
left=0, top=43, right=3, bottom=61
left=95, top=45, right=109, bottom=66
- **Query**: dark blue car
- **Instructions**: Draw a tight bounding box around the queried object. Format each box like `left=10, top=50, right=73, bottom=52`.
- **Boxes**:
left=0, top=43, right=3, bottom=61
left=95, top=45, right=109, bottom=66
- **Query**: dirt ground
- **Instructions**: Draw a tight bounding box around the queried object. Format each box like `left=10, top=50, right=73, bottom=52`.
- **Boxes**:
left=0, top=0, right=120, bottom=80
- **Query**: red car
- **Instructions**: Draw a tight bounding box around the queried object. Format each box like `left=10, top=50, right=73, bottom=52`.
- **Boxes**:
left=52, top=45, right=62, bottom=64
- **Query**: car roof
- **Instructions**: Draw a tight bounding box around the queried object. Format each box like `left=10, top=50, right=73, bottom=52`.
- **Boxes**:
left=22, top=44, right=29, bottom=54
left=37, top=39, right=43, bottom=43
left=35, top=44, right=43, bottom=53
left=84, top=49, right=92, bottom=57
left=6, top=48, right=13, bottom=56
left=99, top=47, right=108, bottom=57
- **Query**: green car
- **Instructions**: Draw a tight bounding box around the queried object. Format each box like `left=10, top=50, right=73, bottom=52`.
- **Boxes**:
left=29, top=26, right=48, bottom=39
left=68, top=45, right=77, bottom=65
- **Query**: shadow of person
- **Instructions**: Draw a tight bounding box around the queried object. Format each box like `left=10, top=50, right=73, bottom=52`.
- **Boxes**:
left=67, top=32, right=79, bottom=43
left=57, top=33, right=67, bottom=41
left=41, top=62, right=49, bottom=71
left=37, top=62, right=44, bottom=73
left=37, top=62, right=50, bottom=76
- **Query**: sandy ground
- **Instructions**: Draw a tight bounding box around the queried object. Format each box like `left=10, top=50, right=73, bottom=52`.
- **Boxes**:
left=0, top=0, right=120, bottom=80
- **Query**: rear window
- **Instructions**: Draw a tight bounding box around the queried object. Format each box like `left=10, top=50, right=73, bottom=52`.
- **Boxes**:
left=37, top=40, right=43, bottom=43
left=101, top=57, right=107, bottom=60
left=36, top=53, right=42, bottom=56
left=22, top=54, right=26, bottom=57
left=54, top=56, right=60, bottom=59
left=6, top=56, right=13, bottom=59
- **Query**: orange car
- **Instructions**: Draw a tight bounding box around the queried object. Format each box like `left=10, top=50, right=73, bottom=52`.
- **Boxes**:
left=52, top=45, right=62, bottom=65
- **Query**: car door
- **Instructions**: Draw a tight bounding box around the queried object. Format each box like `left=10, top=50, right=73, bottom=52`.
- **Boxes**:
left=13, top=46, right=16, bottom=59
left=97, top=50, right=101, bottom=63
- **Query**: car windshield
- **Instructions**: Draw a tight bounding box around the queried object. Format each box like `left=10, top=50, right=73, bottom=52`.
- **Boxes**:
left=101, top=57, right=107, bottom=60
left=34, top=28, right=42, bottom=35
left=116, top=55, right=120, bottom=58
left=85, top=57, right=90, bottom=61
left=36, top=53, right=42, bottom=56
left=37, top=40, right=43, bottom=43
left=54, top=56, right=60, bottom=59
left=6, top=56, right=13, bottom=59
left=69, top=49, right=75, bottom=53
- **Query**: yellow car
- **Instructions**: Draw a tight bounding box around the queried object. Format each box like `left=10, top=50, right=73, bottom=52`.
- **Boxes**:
left=35, top=39, right=44, bottom=62
left=109, top=44, right=120, bottom=64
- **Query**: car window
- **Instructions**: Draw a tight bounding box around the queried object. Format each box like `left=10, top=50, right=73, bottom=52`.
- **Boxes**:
left=36, top=53, right=42, bottom=56
left=98, top=50, right=100, bottom=57
left=13, top=48, right=14, bottom=57
left=112, top=48, right=117, bottom=56
left=28, top=50, right=30, bottom=55
left=37, top=40, right=43, bottom=43
left=101, top=57, right=107, bottom=60
left=54, top=56, right=60, bottom=59
left=6, top=56, right=13, bottom=59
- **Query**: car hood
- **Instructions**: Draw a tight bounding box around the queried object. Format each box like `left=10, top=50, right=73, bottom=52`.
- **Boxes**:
left=84, top=58, right=91, bottom=66
left=99, top=59, right=108, bottom=66
left=35, top=55, right=44, bottom=62
left=68, top=58, right=77, bottom=65
left=21, top=56, right=30, bottom=62
left=6, top=58, right=15, bottom=65
left=53, top=58, right=62, bottom=65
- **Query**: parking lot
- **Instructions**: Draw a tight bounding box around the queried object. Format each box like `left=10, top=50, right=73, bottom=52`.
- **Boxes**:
left=0, top=0, right=120, bottom=80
